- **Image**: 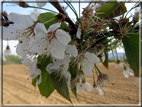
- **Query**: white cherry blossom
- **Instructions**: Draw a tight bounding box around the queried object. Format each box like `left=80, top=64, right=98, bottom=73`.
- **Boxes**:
left=76, top=80, right=92, bottom=93
left=21, top=57, right=42, bottom=84
left=3, top=12, right=35, bottom=59
left=31, top=22, right=71, bottom=59
left=46, top=55, right=71, bottom=86
left=93, top=83, right=104, bottom=96
left=82, top=52, right=100, bottom=76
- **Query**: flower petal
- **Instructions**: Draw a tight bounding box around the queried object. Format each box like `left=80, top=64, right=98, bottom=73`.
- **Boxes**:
left=47, top=23, right=61, bottom=32
left=76, top=26, right=81, bottom=39
left=56, top=29, right=71, bottom=45
left=82, top=59, right=94, bottom=76
left=35, top=0, right=47, bottom=7
left=98, top=88, right=104, bottom=95
left=85, top=82, right=92, bottom=92
left=9, top=13, right=33, bottom=27
left=34, top=23, right=48, bottom=34
left=85, top=52, right=100, bottom=63
left=21, top=60, right=32, bottom=67
left=49, top=39, right=66, bottom=59
left=63, top=55, right=70, bottom=70
left=3, top=24, right=26, bottom=40
left=46, top=63, right=57, bottom=74
left=16, top=39, right=29, bottom=59
left=77, top=82, right=85, bottom=93
left=123, top=70, right=129, bottom=78
left=63, top=71, right=71, bottom=86
left=66, top=45, right=78, bottom=57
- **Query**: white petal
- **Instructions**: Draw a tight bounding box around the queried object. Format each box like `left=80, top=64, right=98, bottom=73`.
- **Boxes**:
left=37, top=74, right=42, bottom=84
left=82, top=59, right=94, bottom=76
left=77, top=82, right=85, bottom=93
left=66, top=45, right=78, bottom=57
left=36, top=0, right=47, bottom=7
left=46, top=63, right=57, bottom=74
left=34, top=23, right=48, bottom=35
left=76, top=26, right=81, bottom=39
left=21, top=60, right=32, bottom=67
left=9, top=13, right=33, bottom=27
left=49, top=39, right=66, bottom=59
left=102, top=54, right=105, bottom=62
left=63, top=71, right=71, bottom=86
left=123, top=70, right=129, bottom=78
left=47, top=23, right=61, bottom=32
left=63, top=55, right=70, bottom=70
left=30, top=9, right=40, bottom=21
left=128, top=68, right=134, bottom=76
left=98, top=88, right=104, bottom=95
left=16, top=39, right=29, bottom=59
left=85, top=82, right=92, bottom=92
left=85, top=52, right=100, bottom=63
left=56, top=29, right=71, bottom=45
left=28, top=67, right=41, bottom=79
left=3, top=24, right=26, bottom=40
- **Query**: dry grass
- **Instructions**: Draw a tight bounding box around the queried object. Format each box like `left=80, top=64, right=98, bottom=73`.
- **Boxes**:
left=3, top=63, right=139, bottom=104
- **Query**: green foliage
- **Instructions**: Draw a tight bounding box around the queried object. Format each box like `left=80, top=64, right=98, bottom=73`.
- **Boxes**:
left=32, top=55, right=54, bottom=98
left=122, top=31, right=139, bottom=76
left=38, top=12, right=67, bottom=30
left=96, top=2, right=127, bottom=19
left=68, top=60, right=79, bottom=102
left=50, top=72, right=72, bottom=103
left=3, top=55, right=22, bottom=65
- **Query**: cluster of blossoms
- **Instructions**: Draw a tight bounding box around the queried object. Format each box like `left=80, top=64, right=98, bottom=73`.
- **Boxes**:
left=2, top=0, right=140, bottom=102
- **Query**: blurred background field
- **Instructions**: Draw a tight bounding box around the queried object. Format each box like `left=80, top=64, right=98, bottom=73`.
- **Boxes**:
left=3, top=63, right=139, bottom=104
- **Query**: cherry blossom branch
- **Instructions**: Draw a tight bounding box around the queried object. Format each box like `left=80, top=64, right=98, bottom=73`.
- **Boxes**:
left=48, top=1, right=77, bottom=34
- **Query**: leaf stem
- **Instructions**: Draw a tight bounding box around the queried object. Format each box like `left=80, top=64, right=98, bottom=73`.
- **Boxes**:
left=27, top=5, right=58, bottom=14
left=110, top=43, right=116, bottom=63
left=94, top=64, right=102, bottom=74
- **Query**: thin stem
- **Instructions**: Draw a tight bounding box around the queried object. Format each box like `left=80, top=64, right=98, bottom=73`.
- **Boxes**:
left=79, top=0, right=80, bottom=17
left=43, top=17, right=57, bottom=24
left=95, top=65, right=98, bottom=77
left=27, top=6, right=58, bottom=14
left=95, top=37, right=115, bottom=52
left=115, top=48, right=119, bottom=60
left=95, top=64, right=102, bottom=74
left=92, top=71, right=96, bottom=82
left=124, top=0, right=140, bottom=18
left=64, top=0, right=79, bottom=19
left=110, top=43, right=116, bottom=63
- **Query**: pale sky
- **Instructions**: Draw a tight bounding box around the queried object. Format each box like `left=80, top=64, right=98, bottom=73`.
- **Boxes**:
left=1, top=1, right=137, bottom=55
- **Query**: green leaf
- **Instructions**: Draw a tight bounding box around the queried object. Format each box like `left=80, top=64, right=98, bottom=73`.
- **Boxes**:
left=31, top=75, right=39, bottom=87
left=68, top=59, right=79, bottom=102
left=102, top=52, right=108, bottom=69
left=96, top=2, right=127, bottom=19
left=38, top=56, right=54, bottom=98
left=50, top=73, right=72, bottom=103
left=71, top=87, right=80, bottom=103
left=122, top=31, right=139, bottom=76
left=38, top=12, right=67, bottom=30
left=68, top=60, right=78, bottom=78
left=38, top=71, right=54, bottom=98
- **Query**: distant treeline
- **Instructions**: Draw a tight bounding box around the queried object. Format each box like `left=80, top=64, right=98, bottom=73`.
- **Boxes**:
left=3, top=55, right=22, bottom=65
left=3, top=55, right=124, bottom=65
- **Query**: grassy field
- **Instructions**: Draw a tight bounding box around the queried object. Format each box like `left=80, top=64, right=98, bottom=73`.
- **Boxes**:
left=3, top=63, right=140, bottom=104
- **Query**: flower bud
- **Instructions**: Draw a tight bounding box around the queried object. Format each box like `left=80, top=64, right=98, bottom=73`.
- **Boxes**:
left=16, top=1, right=29, bottom=8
